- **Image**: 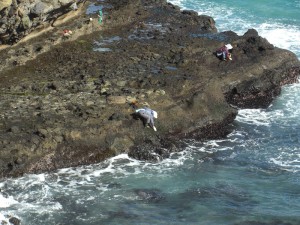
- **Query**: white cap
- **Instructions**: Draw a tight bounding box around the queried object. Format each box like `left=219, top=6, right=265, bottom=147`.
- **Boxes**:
left=153, top=111, right=158, bottom=119
left=225, top=44, right=233, bottom=50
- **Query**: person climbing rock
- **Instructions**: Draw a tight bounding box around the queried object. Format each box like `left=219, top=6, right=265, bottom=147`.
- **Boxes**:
left=216, top=44, right=233, bottom=61
left=135, top=107, right=158, bottom=131
left=98, top=9, right=103, bottom=24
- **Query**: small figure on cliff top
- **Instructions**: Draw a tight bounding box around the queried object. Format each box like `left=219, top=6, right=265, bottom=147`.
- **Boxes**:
left=216, top=44, right=233, bottom=61
left=98, top=9, right=103, bottom=24
left=135, top=107, right=158, bottom=131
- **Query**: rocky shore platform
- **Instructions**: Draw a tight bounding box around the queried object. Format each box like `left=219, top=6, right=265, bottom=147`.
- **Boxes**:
left=0, top=0, right=299, bottom=178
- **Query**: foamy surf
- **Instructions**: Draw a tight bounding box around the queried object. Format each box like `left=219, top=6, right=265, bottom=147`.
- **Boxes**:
left=1, top=1, right=300, bottom=224
left=257, top=23, right=300, bottom=58
left=0, top=194, right=19, bottom=225
left=168, top=0, right=300, bottom=59
left=270, top=147, right=300, bottom=172
left=0, top=195, right=18, bottom=208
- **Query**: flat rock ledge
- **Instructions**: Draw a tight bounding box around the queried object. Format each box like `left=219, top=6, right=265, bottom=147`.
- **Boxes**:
left=0, top=0, right=299, bottom=178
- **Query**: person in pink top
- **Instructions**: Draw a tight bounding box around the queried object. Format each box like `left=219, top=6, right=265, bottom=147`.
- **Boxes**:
left=216, top=44, right=233, bottom=61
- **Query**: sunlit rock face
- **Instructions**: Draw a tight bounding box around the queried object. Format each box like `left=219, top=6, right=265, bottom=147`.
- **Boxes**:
left=0, top=0, right=74, bottom=44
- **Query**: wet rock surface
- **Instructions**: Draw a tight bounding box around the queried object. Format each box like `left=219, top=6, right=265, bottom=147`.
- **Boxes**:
left=0, top=0, right=299, bottom=178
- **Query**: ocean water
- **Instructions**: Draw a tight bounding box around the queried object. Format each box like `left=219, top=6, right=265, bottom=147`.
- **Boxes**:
left=171, top=0, right=300, bottom=57
left=1, top=1, right=300, bottom=224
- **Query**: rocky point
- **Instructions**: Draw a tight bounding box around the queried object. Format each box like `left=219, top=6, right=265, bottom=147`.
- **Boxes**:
left=0, top=0, right=299, bottom=178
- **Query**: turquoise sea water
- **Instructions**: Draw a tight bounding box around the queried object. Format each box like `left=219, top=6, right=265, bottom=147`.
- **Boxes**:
left=1, top=1, right=300, bottom=224
left=171, top=0, right=300, bottom=57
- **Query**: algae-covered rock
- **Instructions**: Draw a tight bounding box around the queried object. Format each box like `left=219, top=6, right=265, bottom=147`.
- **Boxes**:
left=21, top=15, right=31, bottom=29
left=0, top=0, right=12, bottom=11
left=0, top=0, right=299, bottom=178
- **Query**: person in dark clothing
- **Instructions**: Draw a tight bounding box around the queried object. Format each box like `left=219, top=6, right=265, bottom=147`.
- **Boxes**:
left=216, top=44, right=233, bottom=61
left=135, top=107, right=158, bottom=131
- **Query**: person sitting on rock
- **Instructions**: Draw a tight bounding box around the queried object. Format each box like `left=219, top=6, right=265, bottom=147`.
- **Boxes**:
left=135, top=107, right=158, bottom=131
left=216, top=43, right=233, bottom=61
left=63, top=29, right=73, bottom=38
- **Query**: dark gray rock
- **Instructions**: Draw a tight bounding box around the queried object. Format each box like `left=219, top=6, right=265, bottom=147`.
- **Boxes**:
left=134, top=188, right=165, bottom=202
left=9, top=217, right=20, bottom=225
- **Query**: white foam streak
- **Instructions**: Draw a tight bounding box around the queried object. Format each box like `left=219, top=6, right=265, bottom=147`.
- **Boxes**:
left=167, top=0, right=183, bottom=8
left=91, top=162, right=115, bottom=176
left=0, top=195, right=18, bottom=208
left=236, top=109, right=272, bottom=126
left=158, top=150, right=190, bottom=167
left=270, top=158, right=300, bottom=172
left=56, top=154, right=142, bottom=179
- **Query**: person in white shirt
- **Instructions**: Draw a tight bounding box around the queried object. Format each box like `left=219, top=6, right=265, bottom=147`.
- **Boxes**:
left=135, top=107, right=158, bottom=131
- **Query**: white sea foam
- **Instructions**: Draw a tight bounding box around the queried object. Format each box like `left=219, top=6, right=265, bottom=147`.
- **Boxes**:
left=0, top=195, right=18, bottom=208
left=0, top=213, right=10, bottom=225
left=0, top=213, right=6, bottom=221
left=167, top=0, right=300, bottom=59
left=234, top=81, right=300, bottom=172
left=236, top=109, right=272, bottom=126
left=269, top=145, right=300, bottom=171
left=167, top=0, right=183, bottom=8
left=217, top=15, right=300, bottom=58
left=256, top=23, right=300, bottom=58
left=237, top=85, right=300, bottom=127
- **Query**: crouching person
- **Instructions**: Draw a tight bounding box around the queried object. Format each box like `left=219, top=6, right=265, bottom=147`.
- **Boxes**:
left=135, top=107, right=158, bottom=131
left=216, top=43, right=233, bottom=61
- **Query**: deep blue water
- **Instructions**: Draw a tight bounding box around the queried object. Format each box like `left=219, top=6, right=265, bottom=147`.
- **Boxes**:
left=1, top=1, right=300, bottom=224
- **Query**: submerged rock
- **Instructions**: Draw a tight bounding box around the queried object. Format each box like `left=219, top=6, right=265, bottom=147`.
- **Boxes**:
left=134, top=188, right=165, bottom=202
